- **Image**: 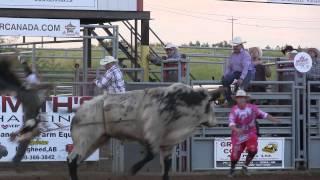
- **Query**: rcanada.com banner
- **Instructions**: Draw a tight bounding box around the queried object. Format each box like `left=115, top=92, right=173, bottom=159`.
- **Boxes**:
left=0, top=17, right=80, bottom=37
left=0, top=96, right=99, bottom=162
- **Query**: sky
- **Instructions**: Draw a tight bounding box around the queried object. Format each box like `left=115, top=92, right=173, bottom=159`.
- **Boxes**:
left=144, top=0, right=320, bottom=49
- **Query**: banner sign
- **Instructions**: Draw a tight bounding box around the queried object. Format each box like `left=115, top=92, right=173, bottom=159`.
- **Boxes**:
left=294, top=52, right=313, bottom=73
left=0, top=0, right=140, bottom=11
left=214, top=137, right=285, bottom=169
left=268, top=0, right=320, bottom=5
left=0, top=0, right=97, bottom=10
left=0, top=17, right=80, bottom=37
left=0, top=96, right=99, bottom=162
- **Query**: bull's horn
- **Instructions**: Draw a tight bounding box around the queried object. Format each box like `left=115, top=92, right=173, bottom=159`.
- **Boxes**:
left=208, top=87, right=224, bottom=101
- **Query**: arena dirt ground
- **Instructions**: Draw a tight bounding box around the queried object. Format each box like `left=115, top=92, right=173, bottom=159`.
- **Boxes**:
left=0, top=171, right=320, bottom=180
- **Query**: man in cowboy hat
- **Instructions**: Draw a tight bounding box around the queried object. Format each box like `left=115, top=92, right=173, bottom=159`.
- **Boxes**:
left=306, top=48, right=320, bottom=80
left=306, top=48, right=320, bottom=91
left=95, top=56, right=125, bottom=94
left=163, top=43, right=181, bottom=59
left=149, top=43, right=186, bottom=82
left=222, top=37, right=254, bottom=105
left=228, top=89, right=279, bottom=177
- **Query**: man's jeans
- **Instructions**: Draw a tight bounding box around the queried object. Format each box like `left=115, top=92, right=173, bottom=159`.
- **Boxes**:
left=222, top=71, right=254, bottom=103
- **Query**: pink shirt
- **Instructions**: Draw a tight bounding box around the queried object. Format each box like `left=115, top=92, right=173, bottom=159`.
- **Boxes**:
left=229, top=104, right=268, bottom=144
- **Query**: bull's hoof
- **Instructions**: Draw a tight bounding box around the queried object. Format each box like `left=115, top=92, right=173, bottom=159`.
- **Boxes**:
left=130, top=165, right=140, bottom=176
left=12, top=156, right=22, bottom=165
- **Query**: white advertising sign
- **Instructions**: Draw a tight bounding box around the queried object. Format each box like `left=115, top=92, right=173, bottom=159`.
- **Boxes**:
left=0, top=17, right=80, bottom=37
left=0, top=96, right=99, bottom=162
left=294, top=52, right=313, bottom=73
left=0, top=0, right=97, bottom=10
left=214, top=137, right=285, bottom=169
left=0, top=0, right=139, bottom=11
left=268, top=0, right=320, bottom=5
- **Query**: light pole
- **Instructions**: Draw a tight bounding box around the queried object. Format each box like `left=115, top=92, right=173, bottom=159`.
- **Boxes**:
left=227, top=16, right=237, bottom=40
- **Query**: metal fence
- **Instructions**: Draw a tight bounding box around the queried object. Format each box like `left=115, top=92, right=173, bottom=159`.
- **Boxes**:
left=190, top=80, right=296, bottom=170
left=2, top=46, right=320, bottom=172
left=307, top=81, right=320, bottom=168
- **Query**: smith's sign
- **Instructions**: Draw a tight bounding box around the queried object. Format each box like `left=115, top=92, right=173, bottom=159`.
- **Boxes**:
left=0, top=96, right=99, bottom=162
left=1, top=96, right=92, bottom=113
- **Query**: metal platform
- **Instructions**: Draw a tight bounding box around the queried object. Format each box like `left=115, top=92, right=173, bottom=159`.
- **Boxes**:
left=0, top=8, right=150, bottom=23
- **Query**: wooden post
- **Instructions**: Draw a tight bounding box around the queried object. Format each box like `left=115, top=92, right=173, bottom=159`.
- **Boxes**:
left=140, top=19, right=150, bottom=82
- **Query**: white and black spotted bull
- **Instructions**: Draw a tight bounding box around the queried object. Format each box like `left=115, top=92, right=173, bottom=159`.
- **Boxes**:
left=67, top=83, right=220, bottom=180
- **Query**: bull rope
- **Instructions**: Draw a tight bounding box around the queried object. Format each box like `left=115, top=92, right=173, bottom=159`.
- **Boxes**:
left=39, top=122, right=105, bottom=133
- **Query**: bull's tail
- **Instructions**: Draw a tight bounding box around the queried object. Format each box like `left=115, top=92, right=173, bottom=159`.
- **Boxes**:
left=67, top=153, right=79, bottom=180
left=67, top=116, right=80, bottom=180
left=67, top=110, right=108, bottom=180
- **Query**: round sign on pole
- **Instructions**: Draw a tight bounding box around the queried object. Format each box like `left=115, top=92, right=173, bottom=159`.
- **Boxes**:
left=293, top=52, right=313, bottom=73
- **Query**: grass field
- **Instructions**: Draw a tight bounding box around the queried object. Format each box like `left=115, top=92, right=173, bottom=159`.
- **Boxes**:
left=4, top=46, right=283, bottom=81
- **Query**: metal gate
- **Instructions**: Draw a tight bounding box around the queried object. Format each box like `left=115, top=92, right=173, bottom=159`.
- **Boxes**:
left=307, top=81, right=320, bottom=168
left=190, top=80, right=297, bottom=170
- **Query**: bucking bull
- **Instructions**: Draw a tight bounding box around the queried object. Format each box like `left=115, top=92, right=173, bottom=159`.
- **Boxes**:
left=0, top=57, right=224, bottom=180
left=68, top=83, right=222, bottom=180
left=0, top=58, right=52, bottom=163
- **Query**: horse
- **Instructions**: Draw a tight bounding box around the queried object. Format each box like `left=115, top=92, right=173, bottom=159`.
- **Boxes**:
left=67, top=83, right=221, bottom=180
left=0, top=57, right=52, bottom=163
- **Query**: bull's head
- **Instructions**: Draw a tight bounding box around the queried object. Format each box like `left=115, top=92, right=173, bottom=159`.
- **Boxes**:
left=186, top=87, right=217, bottom=128
left=208, top=86, right=225, bottom=103
left=199, top=88, right=223, bottom=127
left=160, top=83, right=218, bottom=128
left=200, top=100, right=217, bottom=127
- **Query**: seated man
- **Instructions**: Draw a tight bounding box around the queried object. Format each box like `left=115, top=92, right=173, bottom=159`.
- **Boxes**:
left=222, top=37, right=254, bottom=105
left=306, top=48, right=320, bottom=91
left=149, top=43, right=186, bottom=82
left=278, top=45, right=297, bottom=84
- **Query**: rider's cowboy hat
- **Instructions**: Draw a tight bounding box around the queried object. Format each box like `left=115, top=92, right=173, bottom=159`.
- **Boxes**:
left=164, top=43, right=178, bottom=49
left=235, top=89, right=250, bottom=97
left=100, top=56, right=118, bottom=66
left=281, top=45, right=298, bottom=55
left=230, top=37, right=246, bottom=46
